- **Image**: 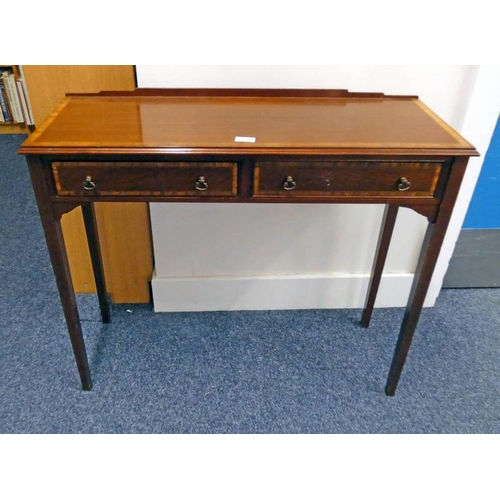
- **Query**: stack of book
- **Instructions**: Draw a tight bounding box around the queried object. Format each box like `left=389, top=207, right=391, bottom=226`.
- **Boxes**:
left=0, top=68, right=34, bottom=125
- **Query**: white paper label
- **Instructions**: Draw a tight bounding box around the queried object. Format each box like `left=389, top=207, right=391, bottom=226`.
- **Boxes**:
left=234, top=136, right=256, bottom=143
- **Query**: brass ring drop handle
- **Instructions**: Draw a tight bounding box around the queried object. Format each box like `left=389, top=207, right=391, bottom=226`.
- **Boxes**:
left=283, top=176, right=297, bottom=191
left=195, top=176, right=208, bottom=191
left=83, top=175, right=96, bottom=190
left=397, top=177, right=411, bottom=191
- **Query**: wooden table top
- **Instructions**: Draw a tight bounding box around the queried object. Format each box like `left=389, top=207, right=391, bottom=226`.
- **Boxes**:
left=19, top=92, right=478, bottom=156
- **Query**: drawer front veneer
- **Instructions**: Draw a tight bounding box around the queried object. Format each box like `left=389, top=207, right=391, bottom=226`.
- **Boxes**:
left=52, top=162, right=238, bottom=197
left=253, top=161, right=443, bottom=198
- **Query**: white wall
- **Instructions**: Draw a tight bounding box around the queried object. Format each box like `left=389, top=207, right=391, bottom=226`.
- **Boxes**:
left=427, top=65, right=500, bottom=301
left=136, top=65, right=493, bottom=312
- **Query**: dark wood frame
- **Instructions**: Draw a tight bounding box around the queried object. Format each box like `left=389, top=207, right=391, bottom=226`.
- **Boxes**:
left=20, top=88, right=477, bottom=395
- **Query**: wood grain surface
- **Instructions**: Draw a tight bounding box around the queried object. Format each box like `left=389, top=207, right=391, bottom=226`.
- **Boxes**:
left=22, top=94, right=475, bottom=155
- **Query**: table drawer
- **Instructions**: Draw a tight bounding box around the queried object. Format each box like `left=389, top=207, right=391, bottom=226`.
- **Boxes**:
left=52, top=161, right=238, bottom=197
left=253, top=161, right=443, bottom=198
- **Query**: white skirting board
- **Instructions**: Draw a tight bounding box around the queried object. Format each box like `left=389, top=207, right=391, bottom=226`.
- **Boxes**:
left=151, top=272, right=434, bottom=312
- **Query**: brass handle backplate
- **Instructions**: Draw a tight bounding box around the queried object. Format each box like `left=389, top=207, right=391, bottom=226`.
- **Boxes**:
left=283, top=176, right=297, bottom=191
left=83, top=176, right=96, bottom=191
left=397, top=177, right=411, bottom=191
left=195, top=176, right=208, bottom=191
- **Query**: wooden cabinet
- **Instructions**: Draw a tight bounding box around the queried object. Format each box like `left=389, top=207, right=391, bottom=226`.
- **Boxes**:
left=21, top=66, right=153, bottom=303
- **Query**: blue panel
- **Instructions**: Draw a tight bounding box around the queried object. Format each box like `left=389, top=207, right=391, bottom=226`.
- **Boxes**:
left=463, top=115, right=500, bottom=229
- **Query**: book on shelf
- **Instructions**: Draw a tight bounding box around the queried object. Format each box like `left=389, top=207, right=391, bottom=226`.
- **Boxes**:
left=0, top=78, right=12, bottom=122
left=1, top=70, right=24, bottom=123
left=16, top=78, right=34, bottom=125
left=0, top=68, right=35, bottom=125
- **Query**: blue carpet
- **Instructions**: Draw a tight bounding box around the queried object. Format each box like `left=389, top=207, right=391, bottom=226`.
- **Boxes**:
left=1, top=133, right=500, bottom=433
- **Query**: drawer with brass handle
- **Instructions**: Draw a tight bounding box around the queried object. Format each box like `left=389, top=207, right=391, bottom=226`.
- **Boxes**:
left=253, top=161, right=443, bottom=198
left=52, top=161, right=238, bottom=197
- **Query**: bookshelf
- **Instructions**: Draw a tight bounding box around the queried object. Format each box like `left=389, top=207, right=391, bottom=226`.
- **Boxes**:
left=0, top=65, right=33, bottom=134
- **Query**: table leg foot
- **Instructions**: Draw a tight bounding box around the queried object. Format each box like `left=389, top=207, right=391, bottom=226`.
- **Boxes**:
left=384, top=385, right=396, bottom=397
left=82, top=379, right=93, bottom=391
